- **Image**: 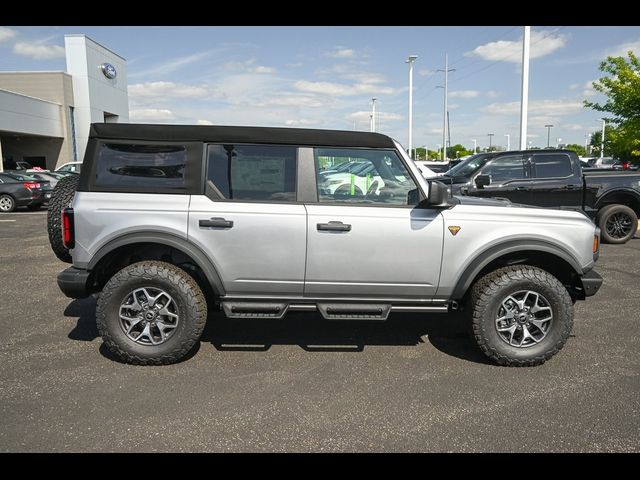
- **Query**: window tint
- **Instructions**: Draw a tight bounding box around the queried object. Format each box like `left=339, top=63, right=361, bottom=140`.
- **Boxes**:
left=481, top=155, right=526, bottom=184
left=533, top=154, right=573, bottom=178
left=95, top=144, right=186, bottom=189
left=315, top=148, right=418, bottom=206
left=207, top=144, right=297, bottom=202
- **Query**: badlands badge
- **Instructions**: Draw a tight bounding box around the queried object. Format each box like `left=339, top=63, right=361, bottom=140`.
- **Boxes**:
left=448, top=226, right=461, bottom=236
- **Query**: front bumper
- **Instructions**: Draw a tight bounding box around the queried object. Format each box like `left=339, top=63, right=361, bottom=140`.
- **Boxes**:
left=580, top=269, right=603, bottom=297
left=57, top=267, right=91, bottom=299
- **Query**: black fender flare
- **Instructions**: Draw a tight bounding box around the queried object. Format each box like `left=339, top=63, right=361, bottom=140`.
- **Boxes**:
left=595, top=187, right=640, bottom=212
left=87, top=231, right=226, bottom=295
left=451, top=239, right=584, bottom=300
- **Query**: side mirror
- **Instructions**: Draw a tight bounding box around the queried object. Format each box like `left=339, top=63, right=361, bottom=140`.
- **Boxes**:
left=407, top=188, right=419, bottom=206
left=426, top=180, right=449, bottom=207
left=475, top=174, right=491, bottom=188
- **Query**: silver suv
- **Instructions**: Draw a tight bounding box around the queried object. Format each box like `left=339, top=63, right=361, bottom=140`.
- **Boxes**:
left=55, top=123, right=603, bottom=366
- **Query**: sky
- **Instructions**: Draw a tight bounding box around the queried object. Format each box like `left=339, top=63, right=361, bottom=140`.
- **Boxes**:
left=1, top=25, right=639, bottom=152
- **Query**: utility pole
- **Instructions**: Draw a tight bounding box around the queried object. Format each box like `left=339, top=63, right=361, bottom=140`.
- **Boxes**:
left=447, top=111, right=451, bottom=151
left=472, top=138, right=477, bottom=154
left=370, top=98, right=377, bottom=133
left=584, top=132, right=591, bottom=155
left=545, top=124, right=554, bottom=148
left=406, top=55, right=418, bottom=159
left=437, top=53, right=455, bottom=161
left=519, top=26, right=530, bottom=150
left=488, top=133, right=494, bottom=151
left=504, top=134, right=511, bottom=151
left=600, top=119, right=606, bottom=158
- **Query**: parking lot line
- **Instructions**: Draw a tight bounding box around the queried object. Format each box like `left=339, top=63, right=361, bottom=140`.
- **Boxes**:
left=0, top=219, right=17, bottom=222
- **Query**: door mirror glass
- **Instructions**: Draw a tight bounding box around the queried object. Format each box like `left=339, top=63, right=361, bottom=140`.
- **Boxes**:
left=426, top=180, right=449, bottom=207
left=475, top=174, right=491, bottom=188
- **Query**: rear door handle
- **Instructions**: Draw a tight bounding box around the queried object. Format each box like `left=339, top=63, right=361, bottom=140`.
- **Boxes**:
left=515, top=186, right=529, bottom=191
left=199, top=217, right=234, bottom=229
left=317, top=221, right=351, bottom=232
left=564, top=184, right=578, bottom=190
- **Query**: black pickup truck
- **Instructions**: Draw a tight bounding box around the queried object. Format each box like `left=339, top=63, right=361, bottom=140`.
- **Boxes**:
left=442, top=149, right=640, bottom=244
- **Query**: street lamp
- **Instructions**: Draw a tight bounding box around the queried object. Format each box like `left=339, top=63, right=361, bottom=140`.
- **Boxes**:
left=406, top=55, right=418, bottom=159
left=600, top=119, right=606, bottom=158
left=472, top=139, right=477, bottom=153
left=545, top=124, right=554, bottom=148
left=504, top=134, right=510, bottom=151
left=488, top=133, right=494, bottom=151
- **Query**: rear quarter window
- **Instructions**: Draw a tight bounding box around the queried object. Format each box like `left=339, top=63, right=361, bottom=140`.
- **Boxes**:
left=94, top=144, right=188, bottom=190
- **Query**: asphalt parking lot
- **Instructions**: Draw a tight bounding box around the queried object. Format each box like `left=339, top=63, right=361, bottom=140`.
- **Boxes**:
left=0, top=211, right=638, bottom=452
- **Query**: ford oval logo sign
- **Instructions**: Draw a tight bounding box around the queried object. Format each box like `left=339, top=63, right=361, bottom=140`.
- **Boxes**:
left=101, top=63, right=117, bottom=79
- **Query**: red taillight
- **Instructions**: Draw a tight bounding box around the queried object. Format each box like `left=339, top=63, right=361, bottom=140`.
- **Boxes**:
left=23, top=182, right=40, bottom=189
left=62, top=208, right=75, bottom=249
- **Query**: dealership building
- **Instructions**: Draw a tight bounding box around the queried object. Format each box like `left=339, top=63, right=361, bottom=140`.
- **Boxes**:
left=0, top=34, right=129, bottom=172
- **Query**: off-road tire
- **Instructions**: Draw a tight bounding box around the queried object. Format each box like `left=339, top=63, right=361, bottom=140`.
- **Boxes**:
left=471, top=265, right=573, bottom=367
left=96, top=261, right=207, bottom=365
left=597, top=204, right=637, bottom=244
left=47, top=174, right=80, bottom=262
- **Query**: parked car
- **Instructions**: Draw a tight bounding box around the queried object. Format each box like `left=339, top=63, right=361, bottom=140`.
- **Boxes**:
left=0, top=172, right=45, bottom=212
left=3, top=171, right=53, bottom=204
left=442, top=149, right=640, bottom=244
left=55, top=161, right=83, bottom=174
left=414, top=161, right=447, bottom=177
left=53, top=123, right=602, bottom=367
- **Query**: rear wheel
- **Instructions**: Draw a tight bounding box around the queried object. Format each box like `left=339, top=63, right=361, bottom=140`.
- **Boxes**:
left=0, top=194, right=16, bottom=213
left=471, top=265, right=574, bottom=366
left=47, top=174, right=80, bottom=262
left=598, top=204, right=637, bottom=244
left=96, top=261, right=207, bottom=365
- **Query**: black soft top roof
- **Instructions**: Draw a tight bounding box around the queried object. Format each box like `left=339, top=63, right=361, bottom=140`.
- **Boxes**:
left=89, top=123, right=396, bottom=149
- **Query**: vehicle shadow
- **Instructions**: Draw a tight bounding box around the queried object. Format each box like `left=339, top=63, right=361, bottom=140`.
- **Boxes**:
left=64, top=298, right=491, bottom=365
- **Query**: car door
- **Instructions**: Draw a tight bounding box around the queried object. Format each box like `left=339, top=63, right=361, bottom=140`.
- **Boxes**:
left=188, top=143, right=307, bottom=296
left=528, top=152, right=583, bottom=207
left=467, top=154, right=532, bottom=204
left=304, top=147, right=444, bottom=299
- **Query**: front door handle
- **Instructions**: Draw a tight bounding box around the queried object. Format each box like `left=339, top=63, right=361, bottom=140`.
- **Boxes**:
left=317, top=221, right=351, bottom=232
left=515, top=186, right=529, bottom=191
left=199, top=217, right=234, bottom=229
left=564, top=184, right=578, bottom=190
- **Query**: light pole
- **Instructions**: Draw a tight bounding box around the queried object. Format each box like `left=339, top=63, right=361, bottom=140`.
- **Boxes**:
left=600, top=119, right=606, bottom=158
left=519, top=26, right=531, bottom=150
left=437, top=53, right=455, bottom=161
left=488, top=133, right=494, bottom=151
left=504, top=134, right=511, bottom=151
left=545, top=124, right=554, bottom=148
left=472, top=138, right=477, bottom=154
left=370, top=98, right=377, bottom=133
left=585, top=132, right=591, bottom=155
left=406, top=55, right=418, bottom=159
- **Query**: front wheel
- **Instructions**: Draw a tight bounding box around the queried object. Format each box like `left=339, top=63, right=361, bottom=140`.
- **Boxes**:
left=470, top=265, right=574, bottom=367
left=96, top=261, right=208, bottom=365
left=0, top=194, right=16, bottom=213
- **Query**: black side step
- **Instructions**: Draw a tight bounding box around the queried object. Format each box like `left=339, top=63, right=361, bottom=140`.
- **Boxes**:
left=317, top=303, right=391, bottom=321
left=222, top=302, right=288, bottom=319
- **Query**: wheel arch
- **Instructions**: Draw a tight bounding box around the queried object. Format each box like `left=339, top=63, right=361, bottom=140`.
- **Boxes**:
left=87, top=232, right=225, bottom=297
left=452, top=240, right=585, bottom=301
left=596, top=189, right=640, bottom=215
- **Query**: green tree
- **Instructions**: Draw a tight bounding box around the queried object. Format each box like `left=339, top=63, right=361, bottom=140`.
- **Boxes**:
left=584, top=51, right=640, bottom=162
left=446, top=144, right=472, bottom=159
left=564, top=144, right=587, bottom=156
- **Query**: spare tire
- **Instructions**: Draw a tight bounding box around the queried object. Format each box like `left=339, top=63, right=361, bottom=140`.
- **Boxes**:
left=47, top=174, right=80, bottom=263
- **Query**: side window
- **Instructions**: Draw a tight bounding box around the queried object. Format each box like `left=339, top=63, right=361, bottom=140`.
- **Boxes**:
left=481, top=155, right=527, bottom=184
left=95, top=144, right=187, bottom=189
left=315, top=148, right=418, bottom=206
left=533, top=154, right=573, bottom=178
left=207, top=144, right=297, bottom=202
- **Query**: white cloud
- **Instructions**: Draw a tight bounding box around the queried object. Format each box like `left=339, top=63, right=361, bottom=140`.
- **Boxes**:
left=341, top=72, right=386, bottom=84
left=284, top=119, right=320, bottom=126
left=224, top=57, right=276, bottom=74
left=129, top=50, right=212, bottom=78
left=197, top=119, right=214, bottom=125
left=483, top=98, right=584, bottom=116
left=327, top=47, right=356, bottom=58
left=130, top=108, right=175, bottom=122
left=13, top=41, right=65, bottom=60
left=286, top=62, right=304, bottom=68
left=418, top=69, right=434, bottom=77
left=294, top=80, right=395, bottom=97
left=605, top=39, right=640, bottom=58
left=486, top=90, right=501, bottom=98
left=527, top=134, right=540, bottom=138
left=448, top=103, right=460, bottom=110
left=467, top=30, right=568, bottom=63
left=348, top=111, right=402, bottom=122
left=449, top=90, right=480, bottom=99
left=255, top=94, right=325, bottom=108
left=564, top=123, right=586, bottom=131
left=0, top=27, right=17, bottom=43
left=569, top=83, right=580, bottom=90
left=128, top=81, right=210, bottom=99
left=582, top=80, right=598, bottom=97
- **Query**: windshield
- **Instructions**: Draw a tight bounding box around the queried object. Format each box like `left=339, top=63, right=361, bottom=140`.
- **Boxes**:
left=444, top=153, right=492, bottom=178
